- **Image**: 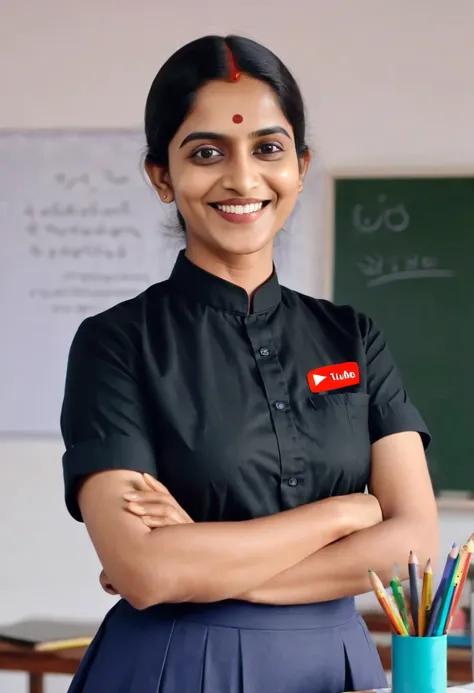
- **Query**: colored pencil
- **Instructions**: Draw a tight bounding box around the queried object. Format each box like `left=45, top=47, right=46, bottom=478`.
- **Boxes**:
left=424, top=591, right=443, bottom=638
left=419, top=559, right=433, bottom=636
left=368, top=542, right=474, bottom=637
left=408, top=552, right=419, bottom=635
left=368, top=569, right=408, bottom=636
left=425, top=544, right=459, bottom=636
left=390, top=566, right=411, bottom=634
left=397, top=582, right=411, bottom=634
left=387, top=591, right=410, bottom=636
left=444, top=538, right=474, bottom=633
left=435, top=551, right=462, bottom=635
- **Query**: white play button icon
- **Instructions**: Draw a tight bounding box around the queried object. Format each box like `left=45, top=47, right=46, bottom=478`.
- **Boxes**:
left=312, top=374, right=326, bottom=387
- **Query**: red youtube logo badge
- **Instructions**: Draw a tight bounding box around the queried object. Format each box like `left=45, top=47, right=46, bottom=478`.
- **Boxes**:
left=307, top=362, right=360, bottom=393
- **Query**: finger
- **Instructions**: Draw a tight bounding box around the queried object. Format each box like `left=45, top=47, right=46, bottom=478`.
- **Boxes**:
left=127, top=499, right=178, bottom=516
left=125, top=494, right=192, bottom=523
left=123, top=490, right=172, bottom=503
left=148, top=503, right=191, bottom=524
left=135, top=487, right=194, bottom=522
left=126, top=501, right=147, bottom=516
left=142, top=515, right=180, bottom=527
left=124, top=490, right=194, bottom=524
left=127, top=502, right=185, bottom=525
left=142, top=505, right=186, bottom=524
left=143, top=473, right=170, bottom=494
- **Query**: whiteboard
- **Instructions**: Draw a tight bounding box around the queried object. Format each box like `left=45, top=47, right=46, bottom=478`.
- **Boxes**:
left=0, top=130, right=329, bottom=436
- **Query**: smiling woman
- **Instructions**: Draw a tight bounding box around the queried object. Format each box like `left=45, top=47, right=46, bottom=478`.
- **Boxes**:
left=143, top=35, right=309, bottom=285
left=61, top=34, right=437, bottom=693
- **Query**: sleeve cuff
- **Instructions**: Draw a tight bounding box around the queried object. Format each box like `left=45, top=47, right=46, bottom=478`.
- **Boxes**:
left=62, top=434, right=157, bottom=522
left=369, top=399, right=432, bottom=450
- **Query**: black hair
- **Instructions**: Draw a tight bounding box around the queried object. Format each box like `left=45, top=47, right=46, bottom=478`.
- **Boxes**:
left=144, top=35, right=309, bottom=231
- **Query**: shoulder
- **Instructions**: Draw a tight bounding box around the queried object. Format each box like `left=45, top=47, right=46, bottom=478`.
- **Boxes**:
left=71, top=280, right=170, bottom=350
left=280, top=286, right=374, bottom=343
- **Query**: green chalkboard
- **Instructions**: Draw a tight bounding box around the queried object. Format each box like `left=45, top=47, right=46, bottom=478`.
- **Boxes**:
left=333, top=177, right=474, bottom=495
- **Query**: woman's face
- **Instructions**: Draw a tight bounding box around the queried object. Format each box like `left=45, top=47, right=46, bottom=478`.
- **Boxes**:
left=150, top=76, right=309, bottom=259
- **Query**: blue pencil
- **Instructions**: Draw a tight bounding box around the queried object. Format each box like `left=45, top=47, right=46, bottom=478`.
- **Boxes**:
left=435, top=553, right=461, bottom=635
left=425, top=596, right=443, bottom=637
left=425, top=544, right=458, bottom=636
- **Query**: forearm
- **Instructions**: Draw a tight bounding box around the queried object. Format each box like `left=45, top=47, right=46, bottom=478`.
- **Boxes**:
left=132, top=497, right=354, bottom=608
left=244, top=515, right=439, bottom=605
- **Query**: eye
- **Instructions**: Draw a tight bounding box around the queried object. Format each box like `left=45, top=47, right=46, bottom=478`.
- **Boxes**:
left=255, top=142, right=284, bottom=156
left=191, top=146, right=223, bottom=162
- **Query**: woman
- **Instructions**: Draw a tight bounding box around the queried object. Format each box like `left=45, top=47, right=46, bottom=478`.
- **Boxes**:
left=61, top=34, right=438, bottom=693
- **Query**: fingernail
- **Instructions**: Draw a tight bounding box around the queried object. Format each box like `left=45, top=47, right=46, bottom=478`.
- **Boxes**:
left=124, top=493, right=138, bottom=501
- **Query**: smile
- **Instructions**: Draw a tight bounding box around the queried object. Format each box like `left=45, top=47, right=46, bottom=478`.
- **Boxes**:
left=209, top=200, right=271, bottom=224
left=216, top=202, right=263, bottom=215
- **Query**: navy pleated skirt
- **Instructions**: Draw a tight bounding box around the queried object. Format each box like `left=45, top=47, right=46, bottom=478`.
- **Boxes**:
left=68, top=597, right=387, bottom=693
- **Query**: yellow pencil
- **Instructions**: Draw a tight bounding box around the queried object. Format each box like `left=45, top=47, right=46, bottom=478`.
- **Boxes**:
left=419, top=558, right=433, bottom=636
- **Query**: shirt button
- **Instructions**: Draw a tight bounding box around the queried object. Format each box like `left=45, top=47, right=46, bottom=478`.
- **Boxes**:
left=259, top=347, right=270, bottom=356
left=275, top=401, right=286, bottom=411
left=288, top=477, right=299, bottom=487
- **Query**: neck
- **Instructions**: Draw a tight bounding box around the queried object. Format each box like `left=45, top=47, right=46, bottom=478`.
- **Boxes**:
left=185, top=241, right=274, bottom=298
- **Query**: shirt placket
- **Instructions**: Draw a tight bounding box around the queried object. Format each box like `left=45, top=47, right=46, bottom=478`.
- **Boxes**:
left=245, top=314, right=306, bottom=509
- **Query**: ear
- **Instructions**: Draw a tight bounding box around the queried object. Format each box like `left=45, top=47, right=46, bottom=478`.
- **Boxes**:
left=298, top=148, right=311, bottom=192
left=145, top=162, right=174, bottom=203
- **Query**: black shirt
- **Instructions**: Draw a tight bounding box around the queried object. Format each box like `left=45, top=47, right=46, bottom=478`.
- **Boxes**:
left=61, top=250, right=431, bottom=523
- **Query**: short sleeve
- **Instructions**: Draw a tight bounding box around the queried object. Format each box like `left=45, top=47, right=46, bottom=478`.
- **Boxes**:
left=361, top=314, right=432, bottom=450
left=60, top=314, right=157, bottom=522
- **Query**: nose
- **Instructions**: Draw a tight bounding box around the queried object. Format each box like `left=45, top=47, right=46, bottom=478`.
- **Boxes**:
left=221, top=150, right=260, bottom=195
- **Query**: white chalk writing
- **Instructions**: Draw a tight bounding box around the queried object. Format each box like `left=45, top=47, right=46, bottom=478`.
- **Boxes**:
left=352, top=195, right=410, bottom=233
left=357, top=253, right=454, bottom=287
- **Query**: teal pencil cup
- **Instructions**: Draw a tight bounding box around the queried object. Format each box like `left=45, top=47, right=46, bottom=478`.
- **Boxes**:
left=392, top=634, right=447, bottom=693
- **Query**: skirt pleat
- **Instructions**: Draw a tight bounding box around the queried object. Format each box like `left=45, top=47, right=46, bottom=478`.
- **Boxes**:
left=67, top=598, right=387, bottom=693
left=201, top=626, right=243, bottom=693
left=158, top=621, right=210, bottom=693
left=239, top=625, right=346, bottom=693
left=339, top=614, right=387, bottom=691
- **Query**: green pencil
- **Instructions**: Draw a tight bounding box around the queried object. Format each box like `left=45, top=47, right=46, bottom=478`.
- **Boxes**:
left=390, top=565, right=411, bottom=634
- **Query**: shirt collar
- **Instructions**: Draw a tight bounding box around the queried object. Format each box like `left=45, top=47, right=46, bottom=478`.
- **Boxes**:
left=169, top=250, right=282, bottom=316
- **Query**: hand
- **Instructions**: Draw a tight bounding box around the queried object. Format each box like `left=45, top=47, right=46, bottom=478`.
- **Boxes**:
left=123, top=473, right=194, bottom=528
left=99, top=475, right=193, bottom=595
left=336, top=493, right=383, bottom=536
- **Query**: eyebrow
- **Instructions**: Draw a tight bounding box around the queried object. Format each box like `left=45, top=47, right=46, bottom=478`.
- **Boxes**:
left=179, top=126, right=291, bottom=148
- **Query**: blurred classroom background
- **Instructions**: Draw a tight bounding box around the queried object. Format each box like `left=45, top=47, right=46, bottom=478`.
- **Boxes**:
left=1, top=1, right=474, bottom=691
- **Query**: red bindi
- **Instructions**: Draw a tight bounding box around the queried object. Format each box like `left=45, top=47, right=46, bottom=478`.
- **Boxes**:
left=232, top=114, right=244, bottom=124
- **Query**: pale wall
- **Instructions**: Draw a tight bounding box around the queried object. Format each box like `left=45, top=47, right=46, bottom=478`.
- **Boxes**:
left=1, top=1, right=474, bottom=691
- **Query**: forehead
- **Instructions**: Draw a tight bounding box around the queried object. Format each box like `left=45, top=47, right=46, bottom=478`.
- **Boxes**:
left=175, top=76, right=293, bottom=138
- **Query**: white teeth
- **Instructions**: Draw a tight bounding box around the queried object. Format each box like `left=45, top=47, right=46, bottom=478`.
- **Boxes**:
left=215, top=202, right=263, bottom=215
